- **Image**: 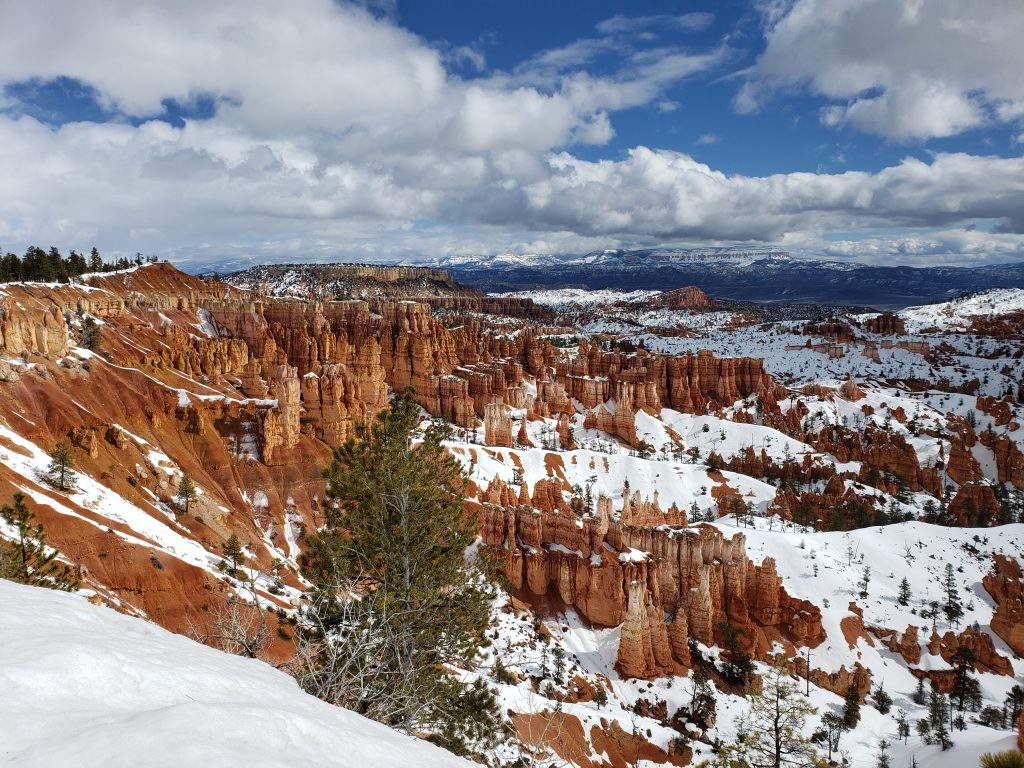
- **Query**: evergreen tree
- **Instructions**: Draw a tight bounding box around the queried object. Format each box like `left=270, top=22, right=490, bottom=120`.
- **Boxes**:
left=0, top=493, right=79, bottom=590
left=687, top=664, right=717, bottom=730
left=926, top=683, right=953, bottom=750
left=942, top=563, right=963, bottom=625
left=911, top=675, right=928, bottom=705
left=842, top=683, right=861, bottom=728
left=819, top=712, right=847, bottom=763
left=717, top=621, right=754, bottom=687
left=79, top=316, right=102, bottom=351
left=222, top=532, right=245, bottom=573
left=1005, top=685, right=1024, bottom=725
left=175, top=473, right=198, bottom=515
left=871, top=683, right=892, bottom=714
left=706, top=661, right=825, bottom=768
left=857, top=564, right=871, bottom=597
left=46, top=441, right=76, bottom=491
left=89, top=247, right=103, bottom=272
left=949, top=647, right=982, bottom=716
left=874, top=738, right=891, bottom=768
left=894, top=709, right=910, bottom=743
left=897, top=577, right=911, bottom=606
left=295, top=389, right=497, bottom=756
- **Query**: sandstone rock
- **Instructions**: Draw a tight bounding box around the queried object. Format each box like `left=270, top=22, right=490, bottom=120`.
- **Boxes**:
left=863, top=313, right=906, bottom=335
left=484, top=401, right=513, bottom=447
left=983, top=555, right=1024, bottom=657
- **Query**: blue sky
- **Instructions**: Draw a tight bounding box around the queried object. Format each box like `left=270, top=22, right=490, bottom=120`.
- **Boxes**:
left=1, top=0, right=1023, bottom=268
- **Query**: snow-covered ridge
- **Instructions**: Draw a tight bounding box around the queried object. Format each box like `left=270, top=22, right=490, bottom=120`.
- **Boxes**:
left=900, top=287, right=1024, bottom=332
left=431, top=246, right=790, bottom=270
left=0, top=580, right=472, bottom=768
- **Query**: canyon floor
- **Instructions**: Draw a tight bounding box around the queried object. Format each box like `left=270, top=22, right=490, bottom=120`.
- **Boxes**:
left=1, top=262, right=1022, bottom=766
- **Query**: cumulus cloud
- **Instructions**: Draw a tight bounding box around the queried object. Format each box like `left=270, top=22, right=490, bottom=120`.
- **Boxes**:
left=739, top=0, right=1024, bottom=139
left=519, top=149, right=1024, bottom=241
left=0, top=0, right=1022, bottom=267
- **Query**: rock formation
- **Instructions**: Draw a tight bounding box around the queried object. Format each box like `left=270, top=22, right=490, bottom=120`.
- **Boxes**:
left=481, top=499, right=825, bottom=679
left=484, top=401, right=513, bottom=447
left=863, top=313, right=906, bottom=335
left=983, top=555, right=1024, bottom=657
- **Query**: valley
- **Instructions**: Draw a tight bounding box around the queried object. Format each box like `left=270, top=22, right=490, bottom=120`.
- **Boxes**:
left=1, top=261, right=1022, bottom=766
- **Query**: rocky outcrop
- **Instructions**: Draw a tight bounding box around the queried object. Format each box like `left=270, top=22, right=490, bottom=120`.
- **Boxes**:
left=649, top=286, right=715, bottom=311
left=932, top=627, right=1013, bottom=675
left=791, top=659, right=872, bottom=699
left=484, top=401, right=513, bottom=447
left=979, top=428, right=1024, bottom=490
left=803, top=321, right=855, bottom=341
left=983, top=555, right=1024, bottom=657
left=863, top=313, right=906, bottom=335
left=481, top=500, right=824, bottom=679
left=421, top=295, right=556, bottom=322
left=226, top=263, right=469, bottom=302
left=948, top=482, right=1001, bottom=527
left=0, top=299, right=70, bottom=357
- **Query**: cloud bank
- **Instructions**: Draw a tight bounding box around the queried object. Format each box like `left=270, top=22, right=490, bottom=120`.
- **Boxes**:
left=0, top=0, right=1022, bottom=268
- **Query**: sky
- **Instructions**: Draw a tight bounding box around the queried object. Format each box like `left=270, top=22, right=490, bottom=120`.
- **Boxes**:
left=1, top=0, right=1023, bottom=269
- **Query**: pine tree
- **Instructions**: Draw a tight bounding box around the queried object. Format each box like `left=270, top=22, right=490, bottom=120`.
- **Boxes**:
left=79, top=316, right=102, bottom=350
left=897, top=577, right=911, bottom=606
left=842, top=683, right=862, bottom=728
left=295, top=389, right=498, bottom=756
left=927, top=683, right=953, bottom=750
left=875, top=738, right=891, bottom=768
left=894, top=709, right=910, bottom=742
left=1005, top=685, right=1024, bottom=724
left=46, top=441, right=76, bottom=491
left=950, top=646, right=981, bottom=716
left=942, top=563, right=963, bottom=625
left=717, top=621, right=754, bottom=686
left=175, top=473, right=198, bottom=515
left=706, top=661, right=825, bottom=768
left=819, top=711, right=847, bottom=762
left=912, top=675, right=927, bottom=705
left=0, top=493, right=79, bottom=590
left=222, top=532, right=245, bottom=574
left=871, top=683, right=892, bottom=714
left=687, top=664, right=717, bottom=730
left=857, top=564, right=871, bottom=597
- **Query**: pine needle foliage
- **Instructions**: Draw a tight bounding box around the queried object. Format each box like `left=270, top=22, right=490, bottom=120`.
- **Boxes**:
left=46, top=441, right=76, bottom=491
left=702, top=661, right=828, bottom=768
left=979, top=752, right=1024, bottom=768
left=0, top=493, right=79, bottom=591
left=175, top=473, right=198, bottom=515
left=296, top=389, right=498, bottom=756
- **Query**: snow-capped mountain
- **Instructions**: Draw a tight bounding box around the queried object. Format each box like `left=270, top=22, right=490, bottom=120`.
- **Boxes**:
left=428, top=248, right=1024, bottom=309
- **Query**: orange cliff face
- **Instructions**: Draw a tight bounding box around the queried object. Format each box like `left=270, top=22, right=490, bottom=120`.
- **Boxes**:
left=0, top=263, right=798, bottom=656
left=478, top=490, right=825, bottom=680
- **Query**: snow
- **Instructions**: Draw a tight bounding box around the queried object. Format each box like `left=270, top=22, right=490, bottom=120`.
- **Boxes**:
left=0, top=580, right=472, bottom=767
left=900, top=288, right=1024, bottom=332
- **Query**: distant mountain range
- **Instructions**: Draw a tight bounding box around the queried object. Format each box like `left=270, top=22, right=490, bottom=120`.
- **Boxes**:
left=422, top=248, right=1024, bottom=309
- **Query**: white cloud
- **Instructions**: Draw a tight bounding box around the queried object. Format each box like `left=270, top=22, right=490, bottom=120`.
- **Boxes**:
left=695, top=133, right=719, bottom=145
left=595, top=13, right=715, bottom=36
left=0, top=0, right=1022, bottom=268
left=739, top=0, right=1024, bottom=139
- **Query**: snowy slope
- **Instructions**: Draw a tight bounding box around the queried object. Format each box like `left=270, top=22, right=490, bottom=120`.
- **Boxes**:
left=901, top=288, right=1024, bottom=332
left=0, top=580, right=472, bottom=768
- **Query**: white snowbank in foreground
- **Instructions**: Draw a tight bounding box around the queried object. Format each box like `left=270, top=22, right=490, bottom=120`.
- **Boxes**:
left=0, top=580, right=471, bottom=768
